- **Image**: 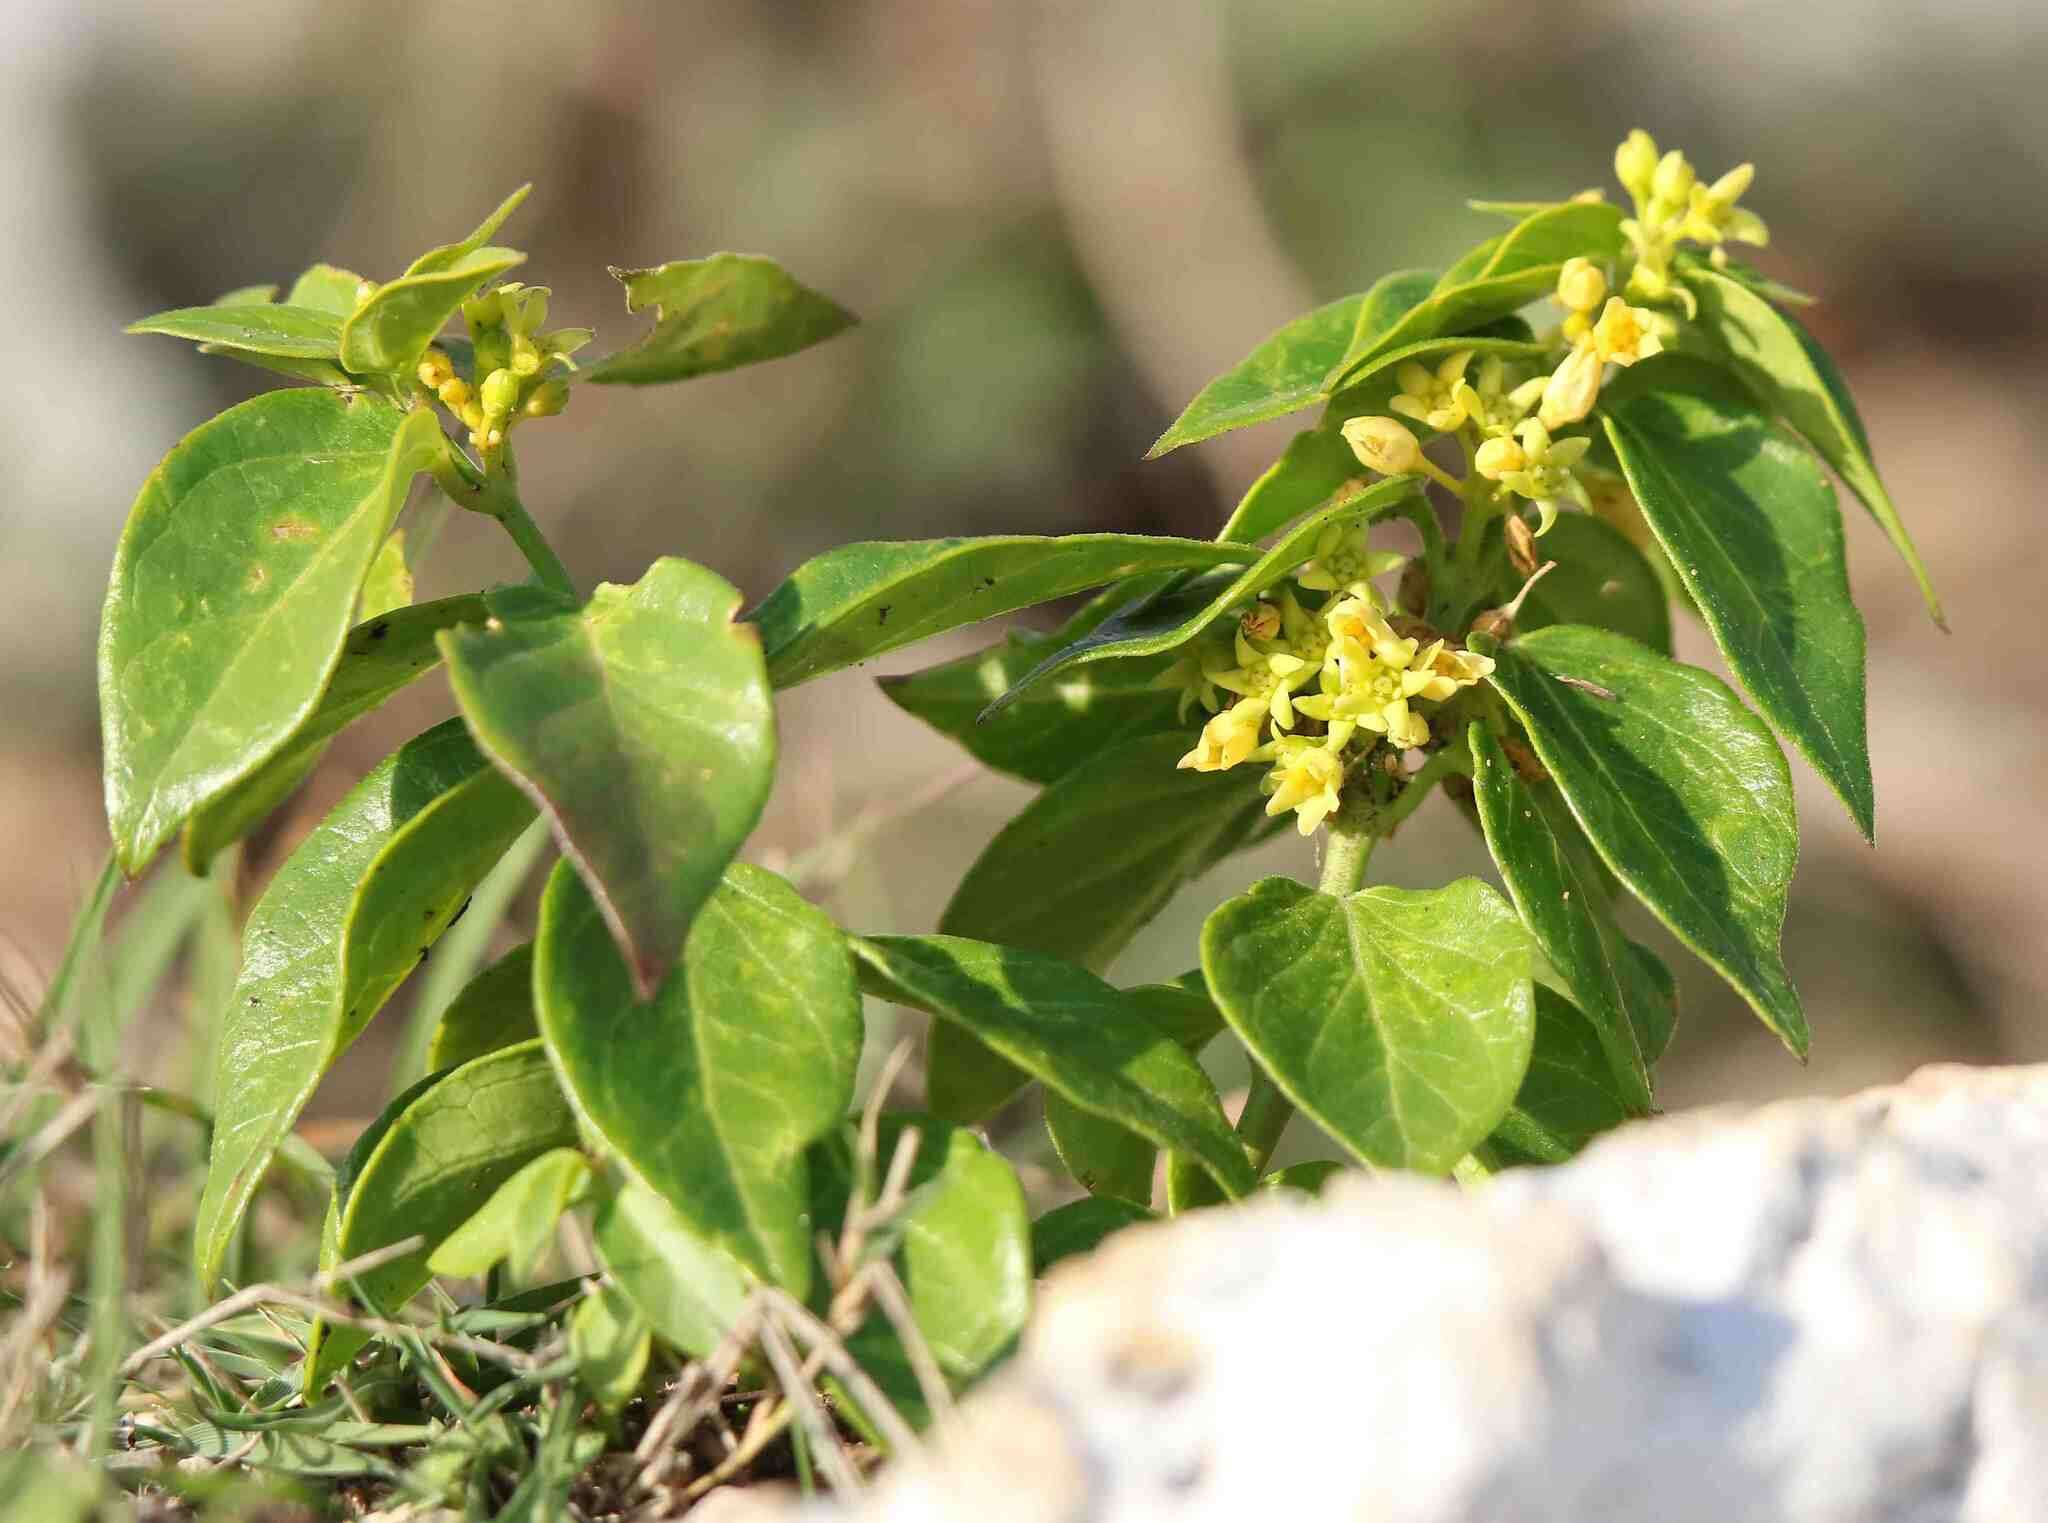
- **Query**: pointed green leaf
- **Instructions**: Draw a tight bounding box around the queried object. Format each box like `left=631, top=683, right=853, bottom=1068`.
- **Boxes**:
left=1202, top=876, right=1537, bottom=1173
left=1326, top=202, right=1627, bottom=388
left=984, top=479, right=1415, bottom=714
left=1476, top=987, right=1635, bottom=1168
left=428, top=1145, right=590, bottom=1281
left=127, top=303, right=344, bottom=359
left=571, top=1283, right=652, bottom=1411
left=193, top=719, right=538, bottom=1289
left=100, top=392, right=442, bottom=874
left=1602, top=357, right=1871, bottom=836
left=443, top=559, right=773, bottom=998
left=853, top=935, right=1255, bottom=1199
left=1216, top=423, right=1365, bottom=545
left=593, top=1177, right=756, bottom=1359
left=401, top=185, right=531, bottom=278
left=212, top=283, right=279, bottom=305
left=303, top=1041, right=578, bottom=1391
left=425, top=942, right=539, bottom=1074
left=536, top=861, right=862, bottom=1296
left=879, top=632, right=1179, bottom=786
left=1489, top=511, right=1672, bottom=654
left=584, top=253, right=855, bottom=386
left=929, top=732, right=1267, bottom=1120
left=1486, top=624, right=1806, bottom=1053
left=1679, top=262, right=1941, bottom=625
left=754, top=534, right=1256, bottom=689
left=339, top=246, right=526, bottom=376
left=181, top=593, right=486, bottom=873
left=285, top=264, right=369, bottom=316
left=1470, top=725, right=1662, bottom=1107
left=357, top=530, right=413, bottom=621
left=1146, top=291, right=1367, bottom=456
left=1030, top=1197, right=1152, bottom=1274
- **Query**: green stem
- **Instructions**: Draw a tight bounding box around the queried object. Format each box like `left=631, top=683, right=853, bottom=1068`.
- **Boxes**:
left=1234, top=1069, right=1294, bottom=1178
left=1374, top=743, right=1471, bottom=838
left=432, top=442, right=576, bottom=600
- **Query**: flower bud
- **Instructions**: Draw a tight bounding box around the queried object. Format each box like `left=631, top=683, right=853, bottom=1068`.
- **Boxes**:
left=1556, top=257, right=1607, bottom=314
left=1241, top=602, right=1282, bottom=641
left=480, top=367, right=521, bottom=421
left=1538, top=344, right=1603, bottom=430
left=1340, top=416, right=1422, bottom=476
left=417, top=349, right=454, bottom=389
left=437, top=377, right=472, bottom=410
left=523, top=379, right=569, bottom=418
left=1650, top=149, right=1695, bottom=209
left=1614, top=130, right=1659, bottom=201
left=463, top=291, right=505, bottom=331
left=509, top=333, right=543, bottom=377
left=1474, top=435, right=1525, bottom=480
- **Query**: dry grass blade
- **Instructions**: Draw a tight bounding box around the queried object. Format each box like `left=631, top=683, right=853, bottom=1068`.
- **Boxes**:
left=756, top=1314, right=862, bottom=1495
left=763, top=1285, right=925, bottom=1454
left=0, top=1088, right=100, bottom=1196
left=860, top=1261, right=953, bottom=1422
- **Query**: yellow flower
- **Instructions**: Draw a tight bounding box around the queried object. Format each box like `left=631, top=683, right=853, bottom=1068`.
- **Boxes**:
left=1496, top=419, right=1592, bottom=535
left=1206, top=630, right=1313, bottom=731
left=1615, top=129, right=1659, bottom=204
left=1258, top=736, right=1346, bottom=836
left=1295, top=522, right=1406, bottom=596
left=1341, top=415, right=1424, bottom=476
left=1294, top=598, right=1436, bottom=751
left=1590, top=298, right=1664, bottom=367
left=1178, top=697, right=1267, bottom=772
left=1538, top=342, right=1604, bottom=430
left=1683, top=162, right=1769, bottom=248
left=1454, top=355, right=1547, bottom=440
left=1389, top=349, right=1475, bottom=433
left=1474, top=434, right=1525, bottom=481
left=1151, top=644, right=1223, bottom=721
left=1648, top=150, right=1696, bottom=223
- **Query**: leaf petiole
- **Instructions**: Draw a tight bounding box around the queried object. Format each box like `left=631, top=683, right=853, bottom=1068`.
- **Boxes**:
left=431, top=438, right=576, bottom=600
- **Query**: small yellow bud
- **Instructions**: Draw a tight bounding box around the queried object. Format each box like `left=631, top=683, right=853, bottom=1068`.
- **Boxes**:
left=1556, top=257, right=1607, bottom=314
left=1341, top=416, right=1422, bottom=476
left=1538, top=344, right=1604, bottom=430
left=480, top=368, right=521, bottom=421
left=417, top=349, right=455, bottom=389
left=1704, top=162, right=1754, bottom=206
left=523, top=379, right=570, bottom=418
left=460, top=401, right=485, bottom=431
left=1615, top=130, right=1659, bottom=201
left=484, top=427, right=505, bottom=452
left=510, top=333, right=543, bottom=377
left=464, top=291, right=505, bottom=330
left=1475, top=435, right=1525, bottom=480
left=1650, top=150, right=1696, bottom=210
left=437, top=377, right=472, bottom=410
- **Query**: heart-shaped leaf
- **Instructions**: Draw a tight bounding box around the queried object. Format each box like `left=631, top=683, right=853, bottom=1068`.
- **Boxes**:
left=193, top=719, right=538, bottom=1289
left=127, top=303, right=344, bottom=360
left=303, top=1040, right=579, bottom=1391
left=1476, top=987, right=1635, bottom=1168
left=1486, top=624, right=1806, bottom=1053
left=536, top=861, right=862, bottom=1297
left=100, top=391, right=442, bottom=874
left=424, top=942, right=539, bottom=1074
left=929, top=732, right=1268, bottom=1119
left=1470, top=725, right=1666, bottom=1107
left=443, top=559, right=774, bottom=998
left=1603, top=355, right=1872, bottom=837
left=1202, top=876, right=1536, bottom=1173
left=182, top=593, right=486, bottom=872
left=584, top=254, right=856, bottom=385
left=753, top=534, right=1256, bottom=688
left=1679, top=262, right=1940, bottom=626
left=854, top=935, right=1254, bottom=1199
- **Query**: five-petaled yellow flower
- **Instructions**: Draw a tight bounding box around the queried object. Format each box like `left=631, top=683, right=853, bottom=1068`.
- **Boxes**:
left=1296, top=523, right=1406, bottom=597
left=1390, top=349, right=1476, bottom=433
left=1258, top=736, right=1346, bottom=836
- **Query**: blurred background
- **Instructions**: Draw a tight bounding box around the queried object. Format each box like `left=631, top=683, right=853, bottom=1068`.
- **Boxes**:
left=5, top=0, right=2046, bottom=1159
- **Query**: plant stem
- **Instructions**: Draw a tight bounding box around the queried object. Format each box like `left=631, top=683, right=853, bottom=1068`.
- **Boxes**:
left=1234, top=1069, right=1294, bottom=1178
left=1374, top=743, right=1472, bottom=839
left=432, top=442, right=576, bottom=600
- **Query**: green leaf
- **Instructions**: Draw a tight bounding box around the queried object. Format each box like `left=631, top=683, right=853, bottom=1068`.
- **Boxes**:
left=338, top=234, right=526, bottom=376
left=1043, top=976, right=1224, bottom=1206
left=1260, top=1160, right=1348, bottom=1196
left=285, top=264, right=368, bottom=316
left=1217, top=424, right=1363, bottom=546
left=357, top=530, right=413, bottom=621
left=571, top=1283, right=652, bottom=1411
left=852, top=935, right=1255, bottom=1198
left=1029, top=1197, right=1152, bottom=1275
left=401, top=184, right=531, bottom=278
left=1326, top=203, right=1626, bottom=388
left=985, top=479, right=1415, bottom=713
left=443, top=559, right=774, bottom=998
left=878, top=633, right=1179, bottom=786
left=1491, top=511, right=1672, bottom=654
left=181, top=593, right=486, bottom=873
left=929, top=732, right=1267, bottom=1119
left=1679, top=262, right=1942, bottom=626
left=592, top=1178, right=755, bottom=1358
left=811, top=1116, right=1031, bottom=1391
left=127, top=303, right=344, bottom=359
left=212, top=283, right=278, bottom=306
left=1602, top=356, right=1872, bottom=837
left=754, top=534, right=1256, bottom=689
left=1486, top=624, right=1806, bottom=1053
left=428, top=1145, right=590, bottom=1280
left=1201, top=876, right=1536, bottom=1173
left=1321, top=334, right=1547, bottom=419
left=1477, top=987, right=1634, bottom=1168
left=192, top=719, right=536, bottom=1289
left=100, top=391, right=442, bottom=874
left=584, top=253, right=856, bottom=385
left=1469, top=725, right=1662, bottom=1107
left=424, top=942, right=539, bottom=1074
left=1146, top=291, right=1366, bottom=456
left=303, top=1041, right=579, bottom=1391
left=536, top=861, right=862, bottom=1296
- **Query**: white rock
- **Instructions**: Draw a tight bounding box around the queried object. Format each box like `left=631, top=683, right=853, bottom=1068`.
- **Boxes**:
left=776, top=1064, right=2048, bottom=1522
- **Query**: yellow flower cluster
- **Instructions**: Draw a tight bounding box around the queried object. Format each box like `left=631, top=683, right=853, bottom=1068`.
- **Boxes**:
left=418, top=282, right=590, bottom=458
left=1169, top=554, right=1493, bottom=835
left=1613, top=128, right=1769, bottom=309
